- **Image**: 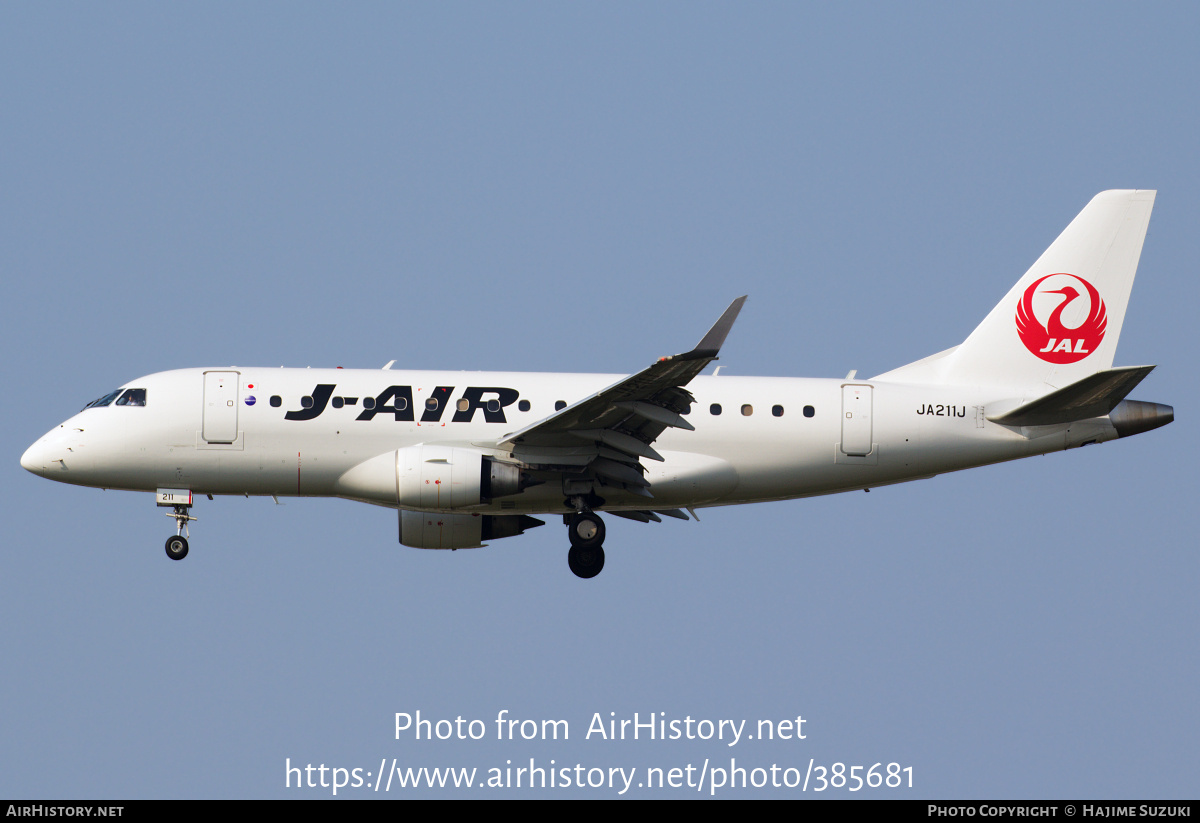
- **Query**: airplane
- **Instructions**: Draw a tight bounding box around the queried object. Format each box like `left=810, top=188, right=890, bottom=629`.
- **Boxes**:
left=20, top=190, right=1173, bottom=578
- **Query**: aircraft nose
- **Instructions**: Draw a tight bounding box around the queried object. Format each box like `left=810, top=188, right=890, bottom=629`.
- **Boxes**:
left=20, top=439, right=45, bottom=476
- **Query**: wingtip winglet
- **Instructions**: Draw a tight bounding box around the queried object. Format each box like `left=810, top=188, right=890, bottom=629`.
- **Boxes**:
left=688, top=295, right=747, bottom=359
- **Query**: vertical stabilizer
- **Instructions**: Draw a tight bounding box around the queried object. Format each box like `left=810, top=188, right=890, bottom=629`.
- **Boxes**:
left=877, top=190, right=1155, bottom=393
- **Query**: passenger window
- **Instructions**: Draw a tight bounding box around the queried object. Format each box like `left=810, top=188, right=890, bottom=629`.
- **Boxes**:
left=772, top=405, right=784, bottom=417
left=741, top=404, right=753, bottom=416
left=710, top=404, right=722, bottom=415
left=116, top=389, right=147, bottom=406
left=426, top=398, right=438, bottom=411
left=270, top=396, right=282, bottom=407
left=363, top=397, right=376, bottom=410
left=518, top=400, right=531, bottom=412
left=555, top=401, right=566, bottom=411
left=457, top=399, right=470, bottom=412
left=803, top=405, right=815, bottom=418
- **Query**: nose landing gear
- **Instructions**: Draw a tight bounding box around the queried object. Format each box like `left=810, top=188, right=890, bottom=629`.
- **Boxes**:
left=566, top=511, right=606, bottom=579
left=157, top=489, right=196, bottom=561
left=164, top=504, right=197, bottom=560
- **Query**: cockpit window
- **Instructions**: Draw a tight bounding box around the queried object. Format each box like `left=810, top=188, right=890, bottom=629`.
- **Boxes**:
left=84, top=390, right=123, bottom=409
left=115, top=388, right=147, bottom=406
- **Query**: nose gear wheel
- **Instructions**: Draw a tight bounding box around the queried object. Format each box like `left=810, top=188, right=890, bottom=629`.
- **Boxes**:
left=165, top=535, right=189, bottom=560
left=163, top=503, right=197, bottom=560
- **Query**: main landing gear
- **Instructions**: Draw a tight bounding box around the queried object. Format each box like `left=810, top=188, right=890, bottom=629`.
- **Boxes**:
left=566, top=511, right=606, bottom=579
left=164, top=503, right=196, bottom=561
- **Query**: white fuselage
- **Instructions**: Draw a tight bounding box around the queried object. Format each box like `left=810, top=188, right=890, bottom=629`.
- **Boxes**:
left=21, top=366, right=1118, bottom=515
left=17, top=191, right=1170, bottom=573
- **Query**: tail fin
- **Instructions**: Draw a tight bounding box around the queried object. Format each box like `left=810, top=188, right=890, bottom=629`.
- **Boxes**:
left=877, top=190, right=1156, bottom=393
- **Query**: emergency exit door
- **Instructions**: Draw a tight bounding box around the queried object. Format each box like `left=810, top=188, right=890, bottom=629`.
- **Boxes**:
left=202, top=371, right=240, bottom=443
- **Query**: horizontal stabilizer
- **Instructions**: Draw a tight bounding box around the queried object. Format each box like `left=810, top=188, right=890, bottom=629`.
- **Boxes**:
left=986, top=366, right=1155, bottom=427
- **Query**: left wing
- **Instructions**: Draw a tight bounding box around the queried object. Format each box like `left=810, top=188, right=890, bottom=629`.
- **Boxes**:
left=493, top=297, right=746, bottom=499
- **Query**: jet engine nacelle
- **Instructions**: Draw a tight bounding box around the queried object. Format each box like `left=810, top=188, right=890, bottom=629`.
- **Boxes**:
left=396, top=444, right=528, bottom=510
left=398, top=510, right=544, bottom=549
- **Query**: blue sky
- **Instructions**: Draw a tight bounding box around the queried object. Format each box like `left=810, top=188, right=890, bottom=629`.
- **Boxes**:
left=3, top=2, right=1197, bottom=798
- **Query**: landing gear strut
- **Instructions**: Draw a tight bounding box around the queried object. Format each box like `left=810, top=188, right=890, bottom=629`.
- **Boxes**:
left=566, top=511, right=606, bottom=579
left=164, top=503, right=196, bottom=561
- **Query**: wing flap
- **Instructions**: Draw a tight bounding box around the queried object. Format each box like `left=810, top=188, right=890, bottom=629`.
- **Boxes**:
left=604, top=508, right=692, bottom=523
left=570, top=428, right=665, bottom=462
left=609, top=510, right=662, bottom=523
left=615, top=400, right=695, bottom=431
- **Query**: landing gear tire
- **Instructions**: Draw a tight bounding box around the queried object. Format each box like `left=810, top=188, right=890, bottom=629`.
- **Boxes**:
left=568, top=512, right=605, bottom=550
left=165, top=535, right=189, bottom=561
left=568, top=545, right=605, bottom=579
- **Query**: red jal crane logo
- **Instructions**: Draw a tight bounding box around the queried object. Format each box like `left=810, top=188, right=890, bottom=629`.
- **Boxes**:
left=1015, top=273, right=1107, bottom=364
